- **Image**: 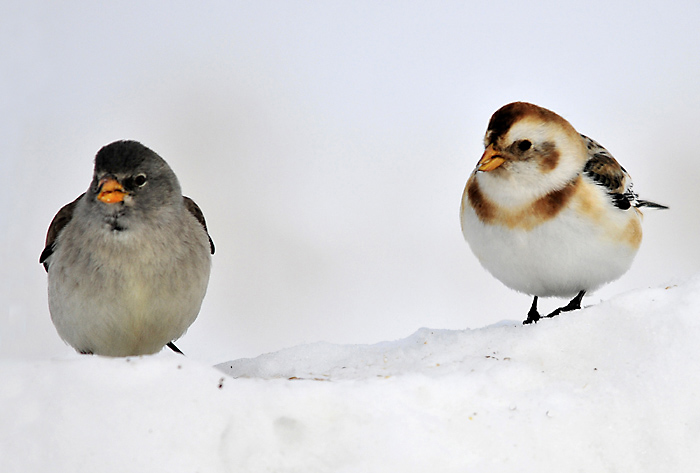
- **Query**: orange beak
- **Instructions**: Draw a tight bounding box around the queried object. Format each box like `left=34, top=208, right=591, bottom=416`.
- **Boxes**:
left=97, top=177, right=126, bottom=204
left=476, top=144, right=506, bottom=172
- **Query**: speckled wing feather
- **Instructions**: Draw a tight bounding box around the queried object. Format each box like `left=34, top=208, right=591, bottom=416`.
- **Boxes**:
left=183, top=196, right=215, bottom=254
left=40, top=194, right=84, bottom=272
left=581, top=135, right=667, bottom=211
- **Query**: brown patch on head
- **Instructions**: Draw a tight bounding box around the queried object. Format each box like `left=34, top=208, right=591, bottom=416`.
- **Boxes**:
left=537, top=141, right=560, bottom=172
left=466, top=175, right=580, bottom=229
left=485, top=102, right=572, bottom=146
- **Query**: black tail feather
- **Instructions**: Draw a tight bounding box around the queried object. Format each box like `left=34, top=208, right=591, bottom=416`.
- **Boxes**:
left=636, top=200, right=668, bottom=210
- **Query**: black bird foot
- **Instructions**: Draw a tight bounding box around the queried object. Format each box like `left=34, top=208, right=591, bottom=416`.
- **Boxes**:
left=544, top=290, right=586, bottom=319
left=522, top=291, right=586, bottom=324
left=523, top=296, right=540, bottom=325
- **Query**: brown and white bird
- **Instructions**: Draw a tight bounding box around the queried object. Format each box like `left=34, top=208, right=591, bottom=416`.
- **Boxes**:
left=40, top=140, right=214, bottom=356
left=460, top=102, right=666, bottom=324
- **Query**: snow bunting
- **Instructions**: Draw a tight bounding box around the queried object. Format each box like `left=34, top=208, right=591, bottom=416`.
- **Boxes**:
left=460, top=102, right=666, bottom=324
left=40, top=141, right=214, bottom=356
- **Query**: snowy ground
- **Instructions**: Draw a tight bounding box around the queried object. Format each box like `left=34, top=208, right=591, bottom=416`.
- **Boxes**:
left=2, top=276, right=700, bottom=472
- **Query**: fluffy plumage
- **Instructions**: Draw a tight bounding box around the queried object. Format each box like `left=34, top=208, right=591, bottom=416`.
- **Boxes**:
left=40, top=140, right=214, bottom=355
left=460, top=102, right=666, bottom=323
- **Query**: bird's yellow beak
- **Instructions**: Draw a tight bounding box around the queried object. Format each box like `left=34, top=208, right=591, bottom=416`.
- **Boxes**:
left=97, top=177, right=126, bottom=204
left=477, top=144, right=505, bottom=172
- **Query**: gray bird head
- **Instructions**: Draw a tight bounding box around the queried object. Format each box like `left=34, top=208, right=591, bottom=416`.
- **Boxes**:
left=86, top=140, right=183, bottom=230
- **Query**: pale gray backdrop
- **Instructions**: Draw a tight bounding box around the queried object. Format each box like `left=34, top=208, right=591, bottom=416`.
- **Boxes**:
left=2, top=1, right=697, bottom=363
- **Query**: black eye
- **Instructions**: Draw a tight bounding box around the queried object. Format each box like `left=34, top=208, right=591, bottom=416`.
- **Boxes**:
left=518, top=140, right=532, bottom=152
left=134, top=174, right=147, bottom=187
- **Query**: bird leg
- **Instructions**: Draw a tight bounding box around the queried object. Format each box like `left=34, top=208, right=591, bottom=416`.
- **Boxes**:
left=544, top=290, right=586, bottom=319
left=523, top=296, right=541, bottom=324
left=167, top=341, right=185, bottom=355
left=523, top=291, right=586, bottom=324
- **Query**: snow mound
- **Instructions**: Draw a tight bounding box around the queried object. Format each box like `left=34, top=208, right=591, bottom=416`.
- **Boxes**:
left=3, top=277, right=700, bottom=472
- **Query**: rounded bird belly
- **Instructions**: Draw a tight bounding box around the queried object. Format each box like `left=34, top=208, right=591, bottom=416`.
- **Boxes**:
left=48, top=230, right=210, bottom=356
left=461, top=206, right=639, bottom=297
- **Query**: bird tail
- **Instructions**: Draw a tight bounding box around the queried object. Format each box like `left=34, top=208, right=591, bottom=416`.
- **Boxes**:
left=636, top=200, right=669, bottom=210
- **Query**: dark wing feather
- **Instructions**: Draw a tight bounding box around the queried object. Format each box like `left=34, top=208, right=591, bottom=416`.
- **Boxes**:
left=581, top=134, right=667, bottom=211
left=40, top=194, right=84, bottom=271
left=583, top=153, right=632, bottom=210
left=183, top=196, right=215, bottom=254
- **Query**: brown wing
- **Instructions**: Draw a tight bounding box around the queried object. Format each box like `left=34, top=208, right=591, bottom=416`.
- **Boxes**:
left=184, top=196, right=215, bottom=254
left=581, top=135, right=634, bottom=210
left=583, top=154, right=627, bottom=193
left=582, top=134, right=668, bottom=211
left=40, top=194, right=84, bottom=271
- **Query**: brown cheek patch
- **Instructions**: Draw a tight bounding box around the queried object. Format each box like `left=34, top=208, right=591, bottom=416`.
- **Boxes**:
left=467, top=176, right=580, bottom=230
left=537, top=142, right=559, bottom=172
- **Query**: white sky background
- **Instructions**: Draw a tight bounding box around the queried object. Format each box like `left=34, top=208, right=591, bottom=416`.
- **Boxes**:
left=1, top=1, right=698, bottom=364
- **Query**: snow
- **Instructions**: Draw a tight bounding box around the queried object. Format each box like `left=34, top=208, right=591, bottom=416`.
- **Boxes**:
left=3, top=277, right=700, bottom=472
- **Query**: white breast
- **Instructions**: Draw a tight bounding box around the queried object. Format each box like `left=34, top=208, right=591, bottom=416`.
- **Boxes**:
left=460, top=178, right=642, bottom=298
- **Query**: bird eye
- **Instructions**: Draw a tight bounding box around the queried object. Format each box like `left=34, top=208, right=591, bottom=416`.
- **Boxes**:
left=518, top=140, right=532, bottom=152
left=134, top=174, right=147, bottom=187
